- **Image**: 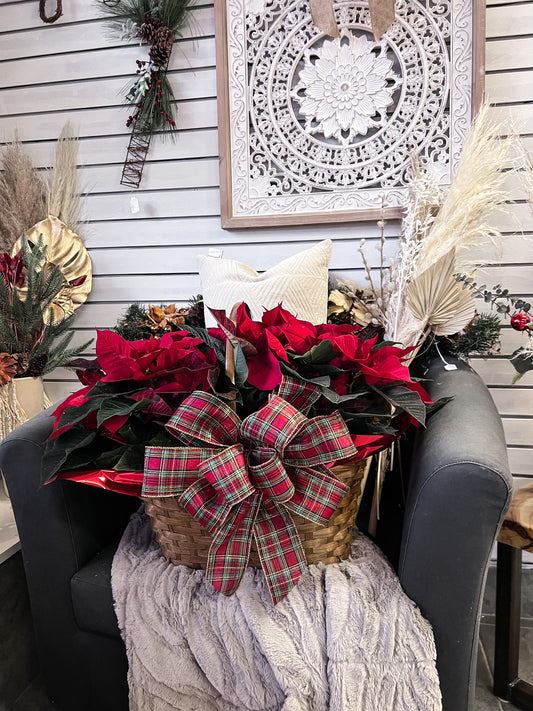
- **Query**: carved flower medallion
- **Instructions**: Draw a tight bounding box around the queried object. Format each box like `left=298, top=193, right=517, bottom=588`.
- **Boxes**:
left=291, top=32, right=401, bottom=145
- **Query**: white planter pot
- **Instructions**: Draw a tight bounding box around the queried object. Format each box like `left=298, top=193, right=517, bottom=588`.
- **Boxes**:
left=1, top=377, right=47, bottom=498
left=14, top=376, right=46, bottom=420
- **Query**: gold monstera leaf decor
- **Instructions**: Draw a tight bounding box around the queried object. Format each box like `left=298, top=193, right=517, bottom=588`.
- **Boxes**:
left=12, top=215, right=92, bottom=323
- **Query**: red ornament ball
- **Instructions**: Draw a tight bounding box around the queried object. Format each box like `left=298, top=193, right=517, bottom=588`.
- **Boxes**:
left=510, top=312, right=531, bottom=331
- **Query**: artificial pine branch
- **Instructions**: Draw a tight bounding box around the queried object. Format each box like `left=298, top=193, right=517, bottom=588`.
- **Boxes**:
left=0, top=235, right=91, bottom=377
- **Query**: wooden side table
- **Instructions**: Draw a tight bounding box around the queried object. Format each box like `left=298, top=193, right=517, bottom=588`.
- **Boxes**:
left=494, top=482, right=533, bottom=710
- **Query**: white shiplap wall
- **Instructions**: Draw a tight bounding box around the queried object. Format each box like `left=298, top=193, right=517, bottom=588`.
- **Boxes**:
left=0, top=0, right=532, bottom=481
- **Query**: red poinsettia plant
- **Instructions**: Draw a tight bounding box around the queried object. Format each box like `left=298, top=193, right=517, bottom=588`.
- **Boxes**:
left=42, top=303, right=433, bottom=494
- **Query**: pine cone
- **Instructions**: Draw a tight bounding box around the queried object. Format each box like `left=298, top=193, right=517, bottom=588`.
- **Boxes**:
left=26, top=354, right=48, bottom=378
left=149, top=26, right=174, bottom=68
left=138, top=18, right=163, bottom=44
left=10, top=352, right=30, bottom=377
left=185, top=300, right=205, bottom=328
left=0, top=353, right=16, bottom=386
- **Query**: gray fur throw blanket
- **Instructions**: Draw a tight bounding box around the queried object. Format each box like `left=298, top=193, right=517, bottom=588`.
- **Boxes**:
left=112, top=511, right=442, bottom=711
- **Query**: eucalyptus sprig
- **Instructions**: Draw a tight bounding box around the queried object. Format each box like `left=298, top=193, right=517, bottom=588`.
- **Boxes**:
left=455, top=273, right=533, bottom=382
left=454, top=274, right=531, bottom=318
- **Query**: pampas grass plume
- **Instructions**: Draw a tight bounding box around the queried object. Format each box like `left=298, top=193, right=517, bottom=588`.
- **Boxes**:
left=48, top=122, right=83, bottom=234
left=0, top=138, right=48, bottom=253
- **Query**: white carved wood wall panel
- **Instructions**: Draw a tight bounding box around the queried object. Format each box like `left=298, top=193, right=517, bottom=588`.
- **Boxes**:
left=217, top=0, right=480, bottom=225
left=0, top=0, right=531, bottom=480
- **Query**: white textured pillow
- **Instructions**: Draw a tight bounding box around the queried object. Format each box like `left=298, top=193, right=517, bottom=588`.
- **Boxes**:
left=197, top=240, right=332, bottom=328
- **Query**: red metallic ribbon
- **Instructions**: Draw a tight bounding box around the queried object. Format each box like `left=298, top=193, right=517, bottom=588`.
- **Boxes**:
left=143, top=376, right=358, bottom=604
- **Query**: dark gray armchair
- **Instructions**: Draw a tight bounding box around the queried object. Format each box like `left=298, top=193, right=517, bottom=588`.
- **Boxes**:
left=0, top=356, right=513, bottom=711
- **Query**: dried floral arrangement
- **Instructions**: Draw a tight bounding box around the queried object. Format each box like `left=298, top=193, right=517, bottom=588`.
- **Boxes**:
left=0, top=124, right=92, bottom=435
left=0, top=237, right=91, bottom=380
left=95, top=0, right=192, bottom=188
left=333, top=104, right=525, bottom=371
left=0, top=123, right=84, bottom=250
left=0, top=236, right=92, bottom=437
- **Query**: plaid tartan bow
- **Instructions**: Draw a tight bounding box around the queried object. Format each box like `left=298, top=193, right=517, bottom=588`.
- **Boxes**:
left=143, top=376, right=357, bottom=604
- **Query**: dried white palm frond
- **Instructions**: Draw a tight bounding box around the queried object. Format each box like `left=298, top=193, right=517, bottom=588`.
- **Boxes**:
left=407, top=249, right=476, bottom=341
left=414, top=103, right=518, bottom=276
left=48, top=122, right=83, bottom=236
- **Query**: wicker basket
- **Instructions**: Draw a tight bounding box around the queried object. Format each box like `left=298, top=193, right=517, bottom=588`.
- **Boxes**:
left=143, top=459, right=369, bottom=569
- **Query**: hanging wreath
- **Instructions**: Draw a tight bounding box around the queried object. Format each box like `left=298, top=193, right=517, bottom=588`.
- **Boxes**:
left=96, top=0, right=192, bottom=188
left=40, top=0, right=63, bottom=23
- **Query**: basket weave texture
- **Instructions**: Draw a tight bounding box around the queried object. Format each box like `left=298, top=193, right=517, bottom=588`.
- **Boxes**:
left=143, top=459, right=368, bottom=569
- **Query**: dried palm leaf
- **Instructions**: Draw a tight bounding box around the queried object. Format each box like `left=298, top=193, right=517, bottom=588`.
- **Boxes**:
left=13, top=216, right=92, bottom=323
left=327, top=289, right=352, bottom=317
left=407, top=249, right=475, bottom=338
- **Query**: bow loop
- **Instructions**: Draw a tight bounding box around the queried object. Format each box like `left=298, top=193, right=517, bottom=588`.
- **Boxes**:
left=275, top=376, right=321, bottom=414
left=284, top=411, right=357, bottom=467
left=167, top=391, right=240, bottom=447
left=240, top=395, right=307, bottom=453
left=247, top=448, right=295, bottom=504
left=180, top=445, right=253, bottom=532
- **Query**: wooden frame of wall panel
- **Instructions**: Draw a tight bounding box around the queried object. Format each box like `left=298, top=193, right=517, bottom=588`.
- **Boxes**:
left=215, top=0, right=486, bottom=229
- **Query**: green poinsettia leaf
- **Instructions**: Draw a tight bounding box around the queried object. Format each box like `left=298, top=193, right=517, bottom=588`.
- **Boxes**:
left=342, top=407, right=392, bottom=419
left=60, top=438, right=114, bottom=472
left=318, top=383, right=370, bottom=405
left=56, top=397, right=103, bottom=431
left=93, top=446, right=128, bottom=470
left=294, top=340, right=334, bottom=365
left=88, top=381, right=146, bottom=398
left=147, top=428, right=177, bottom=448
left=115, top=415, right=166, bottom=445
left=113, top=446, right=145, bottom=472
left=279, top=362, right=331, bottom=388
left=96, top=397, right=154, bottom=427
left=233, top=343, right=249, bottom=387
left=41, top=426, right=97, bottom=484
left=376, top=385, right=427, bottom=426
left=510, top=347, right=533, bottom=383
left=371, top=340, right=401, bottom=350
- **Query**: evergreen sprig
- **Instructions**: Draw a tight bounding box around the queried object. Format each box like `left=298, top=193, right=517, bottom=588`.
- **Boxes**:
left=97, top=0, right=190, bottom=34
left=0, top=235, right=92, bottom=377
left=96, top=0, right=192, bottom=135
left=443, top=313, right=502, bottom=358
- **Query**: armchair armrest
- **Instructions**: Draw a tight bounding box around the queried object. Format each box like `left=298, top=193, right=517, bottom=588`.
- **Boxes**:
left=399, top=357, right=513, bottom=711
left=0, top=407, right=139, bottom=710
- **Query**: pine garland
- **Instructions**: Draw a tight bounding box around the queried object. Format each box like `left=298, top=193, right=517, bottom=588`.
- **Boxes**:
left=96, top=0, right=192, bottom=136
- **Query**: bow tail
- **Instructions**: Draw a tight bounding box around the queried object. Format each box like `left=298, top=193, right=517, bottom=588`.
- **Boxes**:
left=253, top=499, right=308, bottom=605
left=206, top=494, right=261, bottom=596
